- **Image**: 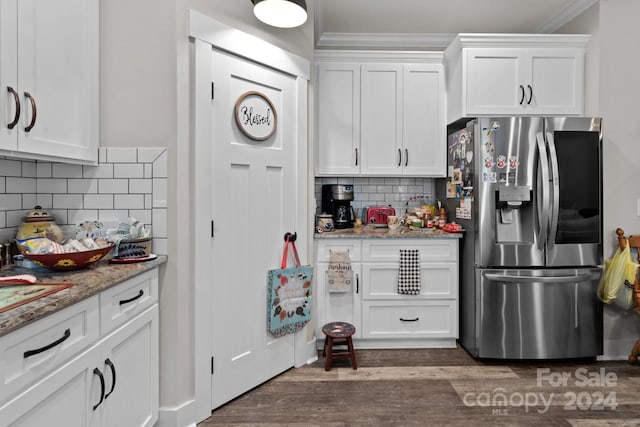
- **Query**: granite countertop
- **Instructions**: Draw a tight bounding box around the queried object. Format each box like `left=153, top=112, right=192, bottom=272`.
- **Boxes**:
left=314, top=225, right=464, bottom=239
left=0, top=255, right=167, bottom=337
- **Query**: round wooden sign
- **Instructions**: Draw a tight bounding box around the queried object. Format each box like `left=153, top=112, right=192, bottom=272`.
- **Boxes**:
left=234, top=91, right=277, bottom=141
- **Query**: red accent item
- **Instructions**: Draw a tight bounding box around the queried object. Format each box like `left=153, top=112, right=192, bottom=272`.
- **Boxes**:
left=366, top=206, right=396, bottom=225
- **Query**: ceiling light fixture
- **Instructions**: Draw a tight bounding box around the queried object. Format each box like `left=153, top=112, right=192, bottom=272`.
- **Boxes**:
left=251, top=0, right=308, bottom=29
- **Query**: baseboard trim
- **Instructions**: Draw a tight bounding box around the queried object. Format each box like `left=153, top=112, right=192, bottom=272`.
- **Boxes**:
left=157, top=399, right=197, bottom=427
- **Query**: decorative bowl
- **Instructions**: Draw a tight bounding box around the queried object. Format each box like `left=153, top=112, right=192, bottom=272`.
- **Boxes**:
left=23, top=244, right=115, bottom=271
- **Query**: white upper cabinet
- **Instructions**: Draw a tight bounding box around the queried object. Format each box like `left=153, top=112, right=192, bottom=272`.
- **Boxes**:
left=445, top=34, right=589, bottom=121
left=315, top=51, right=446, bottom=177
left=316, top=62, right=361, bottom=175
left=0, top=0, right=99, bottom=164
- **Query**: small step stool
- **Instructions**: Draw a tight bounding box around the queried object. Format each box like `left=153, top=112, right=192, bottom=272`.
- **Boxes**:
left=322, top=321, right=357, bottom=371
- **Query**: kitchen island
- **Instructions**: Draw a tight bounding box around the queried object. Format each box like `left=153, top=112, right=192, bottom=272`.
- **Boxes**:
left=314, top=226, right=459, bottom=349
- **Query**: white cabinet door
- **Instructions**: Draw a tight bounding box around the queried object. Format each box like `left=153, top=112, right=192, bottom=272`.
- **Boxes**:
left=0, top=0, right=98, bottom=163
left=99, top=305, right=158, bottom=427
left=16, top=0, right=98, bottom=163
left=402, top=64, right=446, bottom=176
left=527, top=48, right=584, bottom=115
left=465, top=48, right=525, bottom=115
left=0, top=345, right=101, bottom=427
left=316, top=63, right=360, bottom=175
left=315, top=262, right=362, bottom=339
left=464, top=47, right=584, bottom=116
left=0, top=0, right=19, bottom=151
left=360, top=64, right=402, bottom=176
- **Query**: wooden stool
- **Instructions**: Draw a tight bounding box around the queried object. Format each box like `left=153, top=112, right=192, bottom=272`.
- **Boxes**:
left=322, top=321, right=357, bottom=371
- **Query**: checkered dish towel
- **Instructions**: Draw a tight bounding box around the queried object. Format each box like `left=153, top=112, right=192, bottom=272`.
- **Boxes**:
left=398, top=249, right=421, bottom=295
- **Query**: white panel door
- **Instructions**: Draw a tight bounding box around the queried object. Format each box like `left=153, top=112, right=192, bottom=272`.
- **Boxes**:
left=361, top=64, right=402, bottom=176
left=16, top=0, right=98, bottom=162
left=210, top=49, right=296, bottom=409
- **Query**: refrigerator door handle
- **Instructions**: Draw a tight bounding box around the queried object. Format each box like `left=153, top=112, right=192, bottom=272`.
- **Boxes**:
left=546, top=131, right=560, bottom=253
left=484, top=272, right=601, bottom=283
left=536, top=132, right=551, bottom=250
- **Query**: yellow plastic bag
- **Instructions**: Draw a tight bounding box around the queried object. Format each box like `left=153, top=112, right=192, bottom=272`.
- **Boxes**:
left=613, top=254, right=639, bottom=310
left=597, top=240, right=637, bottom=304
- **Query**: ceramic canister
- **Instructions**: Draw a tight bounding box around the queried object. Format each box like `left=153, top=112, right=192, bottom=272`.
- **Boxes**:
left=316, top=214, right=335, bottom=232
left=16, top=206, right=64, bottom=251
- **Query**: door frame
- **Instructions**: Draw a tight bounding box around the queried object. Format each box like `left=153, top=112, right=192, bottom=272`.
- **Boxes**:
left=190, top=11, right=314, bottom=423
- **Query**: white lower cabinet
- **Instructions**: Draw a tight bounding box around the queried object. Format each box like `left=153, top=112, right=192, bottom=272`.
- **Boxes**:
left=315, top=238, right=459, bottom=349
left=0, top=269, right=159, bottom=427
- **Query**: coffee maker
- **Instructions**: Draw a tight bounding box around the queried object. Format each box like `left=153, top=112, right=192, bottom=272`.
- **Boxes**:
left=321, top=184, right=355, bottom=229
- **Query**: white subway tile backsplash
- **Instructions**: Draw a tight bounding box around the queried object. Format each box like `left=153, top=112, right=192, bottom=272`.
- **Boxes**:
left=98, top=147, right=108, bottom=163
left=83, top=163, right=114, bottom=179
left=99, top=179, right=129, bottom=194
left=153, top=151, right=168, bottom=178
left=129, top=209, right=152, bottom=225
left=152, top=237, right=167, bottom=255
left=6, top=177, right=36, bottom=193
left=145, top=194, right=152, bottom=209
left=35, top=194, right=53, bottom=209
left=53, top=163, right=83, bottom=178
left=6, top=211, right=23, bottom=227
left=21, top=162, right=36, bottom=178
left=53, top=194, right=83, bottom=209
left=22, top=194, right=36, bottom=210
left=36, top=162, right=52, bottom=178
left=152, top=178, right=167, bottom=208
left=49, top=209, right=68, bottom=224
left=106, top=147, right=138, bottom=163
left=152, top=208, right=167, bottom=238
left=114, top=163, right=144, bottom=179
left=0, top=177, right=4, bottom=192
left=84, top=194, right=114, bottom=210
left=98, top=210, right=129, bottom=223
left=68, top=209, right=99, bottom=225
left=68, top=179, right=98, bottom=194
left=130, top=179, right=152, bottom=194
left=144, top=164, right=153, bottom=179
left=138, top=148, right=165, bottom=163
left=114, top=194, right=144, bottom=210
left=0, top=159, right=22, bottom=177
left=0, top=194, right=22, bottom=210
left=38, top=179, right=67, bottom=193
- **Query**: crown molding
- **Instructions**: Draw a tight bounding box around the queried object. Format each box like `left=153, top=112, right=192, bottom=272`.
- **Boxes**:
left=535, top=0, right=599, bottom=33
left=316, top=32, right=455, bottom=50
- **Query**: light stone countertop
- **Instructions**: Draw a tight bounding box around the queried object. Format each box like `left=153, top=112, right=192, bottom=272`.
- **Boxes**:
left=314, top=225, right=464, bottom=239
left=0, top=255, right=167, bottom=337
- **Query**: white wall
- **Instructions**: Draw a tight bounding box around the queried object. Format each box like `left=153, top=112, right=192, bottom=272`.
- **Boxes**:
left=102, top=0, right=315, bottom=420
left=559, top=0, right=640, bottom=360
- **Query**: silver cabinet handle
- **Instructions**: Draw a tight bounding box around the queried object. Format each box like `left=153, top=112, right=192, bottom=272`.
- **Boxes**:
left=484, top=272, right=601, bottom=283
left=24, top=92, right=37, bottom=132
left=7, top=87, right=20, bottom=129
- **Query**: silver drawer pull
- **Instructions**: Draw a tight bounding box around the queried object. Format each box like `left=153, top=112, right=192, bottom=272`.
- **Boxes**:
left=399, top=317, right=419, bottom=322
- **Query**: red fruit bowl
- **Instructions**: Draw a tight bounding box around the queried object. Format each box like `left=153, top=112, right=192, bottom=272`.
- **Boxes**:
left=23, top=245, right=115, bottom=271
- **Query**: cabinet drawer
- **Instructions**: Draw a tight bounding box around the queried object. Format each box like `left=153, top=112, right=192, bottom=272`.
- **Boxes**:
left=361, top=300, right=457, bottom=339
left=0, top=295, right=100, bottom=404
left=362, top=262, right=457, bottom=300
left=100, top=269, right=158, bottom=336
left=316, top=240, right=362, bottom=262
left=362, top=239, right=457, bottom=262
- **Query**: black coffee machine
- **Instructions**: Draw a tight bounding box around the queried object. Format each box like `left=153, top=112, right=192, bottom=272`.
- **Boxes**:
left=321, top=184, right=355, bottom=229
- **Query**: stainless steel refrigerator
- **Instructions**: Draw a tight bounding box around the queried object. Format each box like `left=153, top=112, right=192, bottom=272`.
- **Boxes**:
left=437, top=117, right=603, bottom=359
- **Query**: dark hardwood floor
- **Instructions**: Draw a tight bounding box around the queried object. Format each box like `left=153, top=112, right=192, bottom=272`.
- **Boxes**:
left=199, top=346, right=640, bottom=426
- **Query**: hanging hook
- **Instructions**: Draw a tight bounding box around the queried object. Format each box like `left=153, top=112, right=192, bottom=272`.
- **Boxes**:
left=283, top=232, right=297, bottom=242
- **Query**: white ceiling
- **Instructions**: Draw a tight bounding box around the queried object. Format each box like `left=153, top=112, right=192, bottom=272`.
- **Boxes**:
left=314, top=0, right=598, bottom=49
